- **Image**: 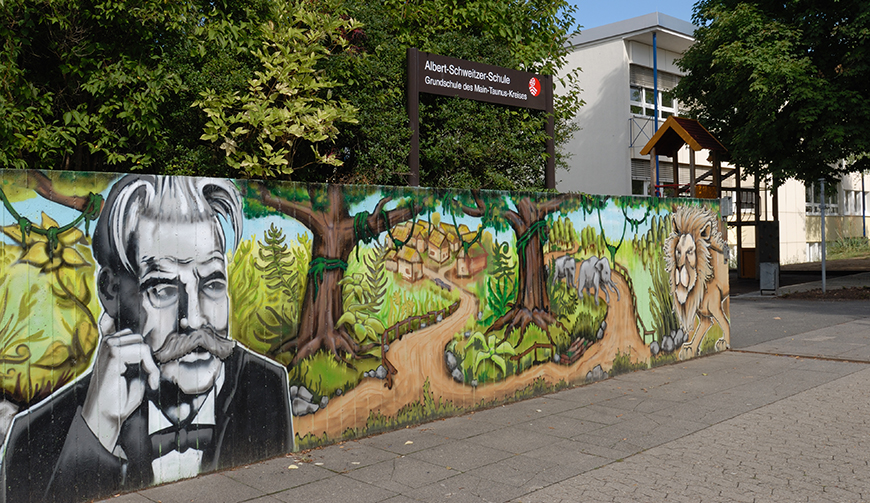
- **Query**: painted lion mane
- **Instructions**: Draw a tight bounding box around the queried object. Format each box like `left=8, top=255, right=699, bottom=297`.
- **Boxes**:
left=663, top=205, right=726, bottom=331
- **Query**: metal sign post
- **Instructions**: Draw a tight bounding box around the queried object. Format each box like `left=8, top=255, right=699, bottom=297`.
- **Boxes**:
left=820, top=178, right=827, bottom=293
left=407, top=48, right=555, bottom=188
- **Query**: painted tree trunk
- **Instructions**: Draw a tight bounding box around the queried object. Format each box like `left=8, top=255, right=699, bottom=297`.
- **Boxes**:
left=260, top=184, right=417, bottom=365
left=489, top=196, right=561, bottom=340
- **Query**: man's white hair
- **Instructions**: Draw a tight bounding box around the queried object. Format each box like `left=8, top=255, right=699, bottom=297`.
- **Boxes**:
left=93, top=175, right=243, bottom=274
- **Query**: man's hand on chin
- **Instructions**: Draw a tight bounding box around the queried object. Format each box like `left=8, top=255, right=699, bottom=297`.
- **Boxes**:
left=81, top=329, right=160, bottom=452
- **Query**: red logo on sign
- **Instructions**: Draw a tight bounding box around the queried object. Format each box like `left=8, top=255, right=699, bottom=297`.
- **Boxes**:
left=529, top=77, right=541, bottom=97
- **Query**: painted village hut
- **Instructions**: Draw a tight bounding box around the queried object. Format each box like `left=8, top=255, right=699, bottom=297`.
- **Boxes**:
left=384, top=249, right=399, bottom=272
left=456, top=242, right=488, bottom=278
left=441, top=223, right=469, bottom=253
left=396, top=245, right=424, bottom=282
left=390, top=222, right=414, bottom=250
left=427, top=230, right=450, bottom=263
left=413, top=221, right=430, bottom=254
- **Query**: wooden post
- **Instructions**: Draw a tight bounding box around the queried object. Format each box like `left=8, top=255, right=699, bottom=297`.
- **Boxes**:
left=407, top=48, right=420, bottom=186
left=713, top=151, right=721, bottom=199
left=650, top=147, right=657, bottom=196
left=544, top=74, right=555, bottom=190
left=689, top=148, right=696, bottom=197
left=736, top=164, right=742, bottom=277
left=672, top=151, right=679, bottom=197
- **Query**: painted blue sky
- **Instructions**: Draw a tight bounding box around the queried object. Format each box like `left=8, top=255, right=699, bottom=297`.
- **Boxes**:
left=569, top=0, right=696, bottom=31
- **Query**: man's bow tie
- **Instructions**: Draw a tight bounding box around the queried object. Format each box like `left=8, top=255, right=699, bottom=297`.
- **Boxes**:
left=151, top=424, right=214, bottom=457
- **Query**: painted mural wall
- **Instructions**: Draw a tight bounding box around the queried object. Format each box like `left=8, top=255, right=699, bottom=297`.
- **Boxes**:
left=0, top=170, right=730, bottom=502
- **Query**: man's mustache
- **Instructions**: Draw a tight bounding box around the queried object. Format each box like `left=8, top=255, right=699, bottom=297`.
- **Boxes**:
left=152, top=326, right=234, bottom=363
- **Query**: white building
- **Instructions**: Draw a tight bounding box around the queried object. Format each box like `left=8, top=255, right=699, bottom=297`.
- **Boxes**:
left=557, top=12, right=870, bottom=266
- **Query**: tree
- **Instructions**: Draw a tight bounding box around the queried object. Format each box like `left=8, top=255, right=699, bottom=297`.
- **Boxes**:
left=195, top=4, right=361, bottom=179
left=309, top=0, right=584, bottom=190
left=441, top=190, right=580, bottom=345
left=247, top=183, right=426, bottom=365
left=1, top=0, right=359, bottom=179
left=674, top=0, right=870, bottom=184
left=0, top=0, right=186, bottom=172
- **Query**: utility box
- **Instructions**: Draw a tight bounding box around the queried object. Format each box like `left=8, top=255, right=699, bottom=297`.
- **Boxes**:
left=760, top=262, right=779, bottom=294
left=756, top=222, right=780, bottom=294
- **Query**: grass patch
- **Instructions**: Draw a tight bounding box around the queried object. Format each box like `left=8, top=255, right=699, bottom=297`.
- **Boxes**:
left=828, top=237, right=870, bottom=260
left=609, top=350, right=648, bottom=377
left=293, top=377, right=572, bottom=450
left=288, top=351, right=376, bottom=400
left=650, top=352, right=679, bottom=368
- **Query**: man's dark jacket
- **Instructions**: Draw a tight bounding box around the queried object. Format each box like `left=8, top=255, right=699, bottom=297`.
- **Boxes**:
left=1, top=346, right=292, bottom=503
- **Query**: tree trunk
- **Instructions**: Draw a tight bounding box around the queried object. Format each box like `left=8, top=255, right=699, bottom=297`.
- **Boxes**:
left=286, top=185, right=360, bottom=364
left=488, top=196, right=562, bottom=344
left=259, top=184, right=417, bottom=366
left=293, top=218, right=359, bottom=364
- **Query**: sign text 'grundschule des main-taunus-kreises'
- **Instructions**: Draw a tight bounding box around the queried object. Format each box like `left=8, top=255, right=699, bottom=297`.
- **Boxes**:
left=417, top=54, right=548, bottom=111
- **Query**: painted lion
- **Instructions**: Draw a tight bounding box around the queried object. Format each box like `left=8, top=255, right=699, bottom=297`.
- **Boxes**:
left=664, top=205, right=730, bottom=359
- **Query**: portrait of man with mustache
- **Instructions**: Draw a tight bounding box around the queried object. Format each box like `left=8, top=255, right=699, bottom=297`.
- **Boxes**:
left=1, top=175, right=293, bottom=503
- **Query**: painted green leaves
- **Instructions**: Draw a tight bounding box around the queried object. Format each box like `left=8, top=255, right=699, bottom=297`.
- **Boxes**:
left=337, top=271, right=386, bottom=345
left=0, top=214, right=99, bottom=405
left=468, top=332, right=516, bottom=378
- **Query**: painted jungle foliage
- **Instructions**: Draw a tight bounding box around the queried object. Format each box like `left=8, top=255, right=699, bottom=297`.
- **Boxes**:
left=0, top=170, right=729, bottom=501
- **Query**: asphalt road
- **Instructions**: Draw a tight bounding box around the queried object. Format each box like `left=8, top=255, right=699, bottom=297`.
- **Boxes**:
left=730, top=296, right=870, bottom=348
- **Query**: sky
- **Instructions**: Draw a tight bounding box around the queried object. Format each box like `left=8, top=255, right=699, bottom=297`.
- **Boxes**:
left=568, top=0, right=696, bottom=31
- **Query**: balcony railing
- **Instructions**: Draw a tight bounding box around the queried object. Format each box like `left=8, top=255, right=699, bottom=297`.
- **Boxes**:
left=629, top=116, right=655, bottom=149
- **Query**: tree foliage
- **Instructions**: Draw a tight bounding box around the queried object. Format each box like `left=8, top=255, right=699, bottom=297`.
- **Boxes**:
left=309, top=0, right=583, bottom=190
left=674, top=0, right=870, bottom=184
left=0, top=0, right=187, bottom=171
left=3, top=0, right=582, bottom=186
left=195, top=5, right=360, bottom=179
left=1, top=0, right=357, bottom=179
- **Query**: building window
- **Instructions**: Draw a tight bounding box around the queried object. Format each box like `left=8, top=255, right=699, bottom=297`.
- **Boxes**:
left=847, top=190, right=866, bottom=216
left=805, top=182, right=839, bottom=215
left=739, top=190, right=755, bottom=213
left=630, top=86, right=678, bottom=120
left=631, top=179, right=650, bottom=196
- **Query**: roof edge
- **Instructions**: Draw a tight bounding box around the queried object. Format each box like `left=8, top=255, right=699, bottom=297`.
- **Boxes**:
left=569, top=12, right=697, bottom=47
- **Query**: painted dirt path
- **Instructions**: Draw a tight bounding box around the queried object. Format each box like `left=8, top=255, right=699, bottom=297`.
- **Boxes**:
left=294, top=266, right=650, bottom=443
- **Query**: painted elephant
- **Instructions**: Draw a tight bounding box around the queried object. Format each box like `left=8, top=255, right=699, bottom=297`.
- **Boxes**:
left=577, top=256, right=620, bottom=305
left=549, top=254, right=577, bottom=289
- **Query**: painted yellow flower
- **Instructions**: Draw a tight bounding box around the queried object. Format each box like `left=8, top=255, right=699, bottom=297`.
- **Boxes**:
left=1, top=213, right=88, bottom=272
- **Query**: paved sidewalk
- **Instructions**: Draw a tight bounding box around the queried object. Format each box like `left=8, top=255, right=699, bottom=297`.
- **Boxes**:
left=102, top=290, right=870, bottom=503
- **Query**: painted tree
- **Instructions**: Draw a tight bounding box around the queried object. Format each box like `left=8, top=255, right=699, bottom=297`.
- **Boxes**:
left=441, top=190, right=581, bottom=344
left=247, top=182, right=427, bottom=365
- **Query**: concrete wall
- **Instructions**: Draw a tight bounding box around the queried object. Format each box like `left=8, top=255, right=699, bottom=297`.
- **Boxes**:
left=557, top=39, right=632, bottom=196
left=0, top=170, right=730, bottom=502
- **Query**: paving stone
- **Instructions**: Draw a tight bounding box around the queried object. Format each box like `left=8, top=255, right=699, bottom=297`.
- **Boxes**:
left=137, top=473, right=266, bottom=503
left=96, top=493, right=155, bottom=503
left=409, top=472, right=532, bottom=503
left=306, top=441, right=399, bottom=473
left=513, top=413, right=608, bottom=439
left=406, top=442, right=514, bottom=472
left=343, top=455, right=458, bottom=492
left=358, top=427, right=453, bottom=455
left=556, top=403, right=643, bottom=425
left=269, top=474, right=398, bottom=503
left=521, top=440, right=608, bottom=470
left=543, top=382, right=631, bottom=405
left=464, top=426, right=561, bottom=454
left=462, top=403, right=554, bottom=426
left=222, top=456, right=334, bottom=493
left=412, top=414, right=502, bottom=440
